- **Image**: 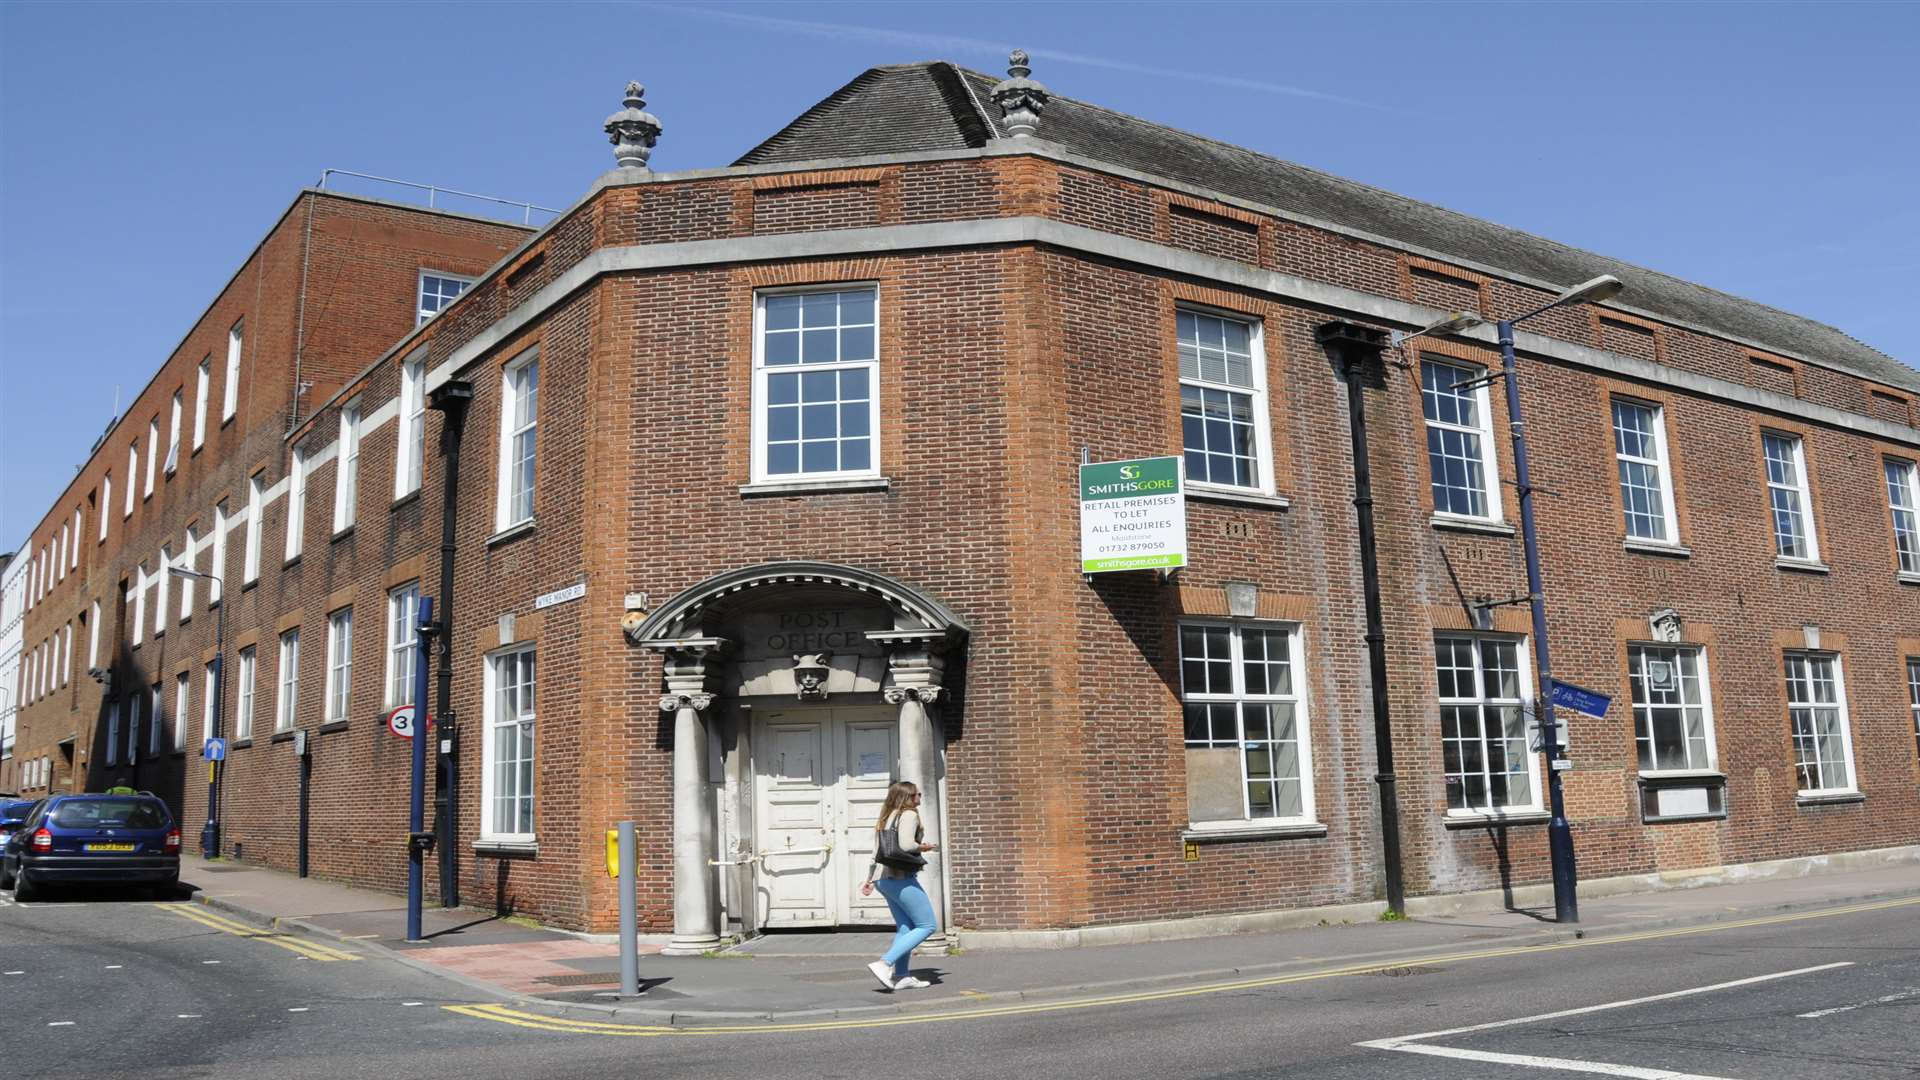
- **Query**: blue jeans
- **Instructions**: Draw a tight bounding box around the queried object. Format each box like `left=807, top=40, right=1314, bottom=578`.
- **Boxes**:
left=875, top=875, right=938, bottom=978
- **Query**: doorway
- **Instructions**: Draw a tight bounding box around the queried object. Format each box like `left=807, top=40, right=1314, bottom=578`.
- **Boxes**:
left=753, top=705, right=897, bottom=928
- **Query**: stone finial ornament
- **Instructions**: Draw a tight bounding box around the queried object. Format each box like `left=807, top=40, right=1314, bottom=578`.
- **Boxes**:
left=990, top=49, right=1050, bottom=139
left=604, top=80, right=662, bottom=170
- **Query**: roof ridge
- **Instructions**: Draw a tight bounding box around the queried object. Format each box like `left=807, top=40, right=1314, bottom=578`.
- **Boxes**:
left=952, top=69, right=1906, bottom=374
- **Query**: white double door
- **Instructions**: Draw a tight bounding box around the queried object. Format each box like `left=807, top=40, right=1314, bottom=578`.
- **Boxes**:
left=754, top=705, right=898, bottom=928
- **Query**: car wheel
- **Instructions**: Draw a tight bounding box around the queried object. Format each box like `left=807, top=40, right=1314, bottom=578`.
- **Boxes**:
left=13, top=870, right=38, bottom=902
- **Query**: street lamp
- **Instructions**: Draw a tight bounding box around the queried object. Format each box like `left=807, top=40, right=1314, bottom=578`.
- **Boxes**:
left=1397, top=273, right=1624, bottom=925
left=169, top=565, right=225, bottom=860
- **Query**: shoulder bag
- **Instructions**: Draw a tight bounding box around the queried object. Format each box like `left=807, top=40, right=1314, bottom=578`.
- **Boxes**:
left=875, top=812, right=927, bottom=870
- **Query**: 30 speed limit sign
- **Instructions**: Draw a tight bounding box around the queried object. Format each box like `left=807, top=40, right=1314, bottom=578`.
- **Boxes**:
left=387, top=705, right=422, bottom=738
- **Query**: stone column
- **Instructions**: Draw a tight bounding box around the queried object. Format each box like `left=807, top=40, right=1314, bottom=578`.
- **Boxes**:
left=883, top=639, right=948, bottom=944
left=655, top=642, right=724, bottom=955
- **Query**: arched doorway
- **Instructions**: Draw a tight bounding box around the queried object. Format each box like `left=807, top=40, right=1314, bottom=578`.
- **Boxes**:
left=626, top=562, right=967, bottom=953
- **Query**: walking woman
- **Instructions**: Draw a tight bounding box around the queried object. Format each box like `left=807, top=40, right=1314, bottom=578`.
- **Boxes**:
left=861, top=780, right=940, bottom=990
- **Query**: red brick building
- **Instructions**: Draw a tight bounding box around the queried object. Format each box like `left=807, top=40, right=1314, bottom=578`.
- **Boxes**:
left=11, top=61, right=1918, bottom=946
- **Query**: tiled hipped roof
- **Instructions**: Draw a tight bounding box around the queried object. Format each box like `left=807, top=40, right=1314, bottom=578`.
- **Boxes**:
left=737, top=63, right=1915, bottom=392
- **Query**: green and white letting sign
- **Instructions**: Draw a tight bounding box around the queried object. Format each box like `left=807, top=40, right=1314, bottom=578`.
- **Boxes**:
left=1079, top=456, right=1188, bottom=573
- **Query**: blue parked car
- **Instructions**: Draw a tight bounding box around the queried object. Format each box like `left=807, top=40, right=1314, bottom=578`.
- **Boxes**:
left=0, top=798, right=40, bottom=854
left=0, top=793, right=180, bottom=901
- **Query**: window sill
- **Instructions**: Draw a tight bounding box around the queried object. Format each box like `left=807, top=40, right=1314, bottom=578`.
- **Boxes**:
left=474, top=838, right=539, bottom=859
left=231, top=738, right=253, bottom=750
left=240, top=578, right=258, bottom=593
left=1443, top=811, right=1549, bottom=830
left=1188, top=486, right=1291, bottom=511
left=331, top=525, right=355, bottom=544
left=283, top=555, right=302, bottom=571
left=1637, top=770, right=1726, bottom=786
left=1774, top=558, right=1830, bottom=574
left=1796, top=791, right=1865, bottom=808
left=486, top=519, right=536, bottom=547
left=391, top=490, right=422, bottom=512
left=1623, top=539, right=1692, bottom=558
left=222, top=415, right=236, bottom=429
left=1899, top=572, right=1920, bottom=586
left=1430, top=514, right=1514, bottom=537
left=270, top=730, right=296, bottom=744
left=739, top=476, right=891, bottom=497
left=317, top=720, right=349, bottom=735
left=1183, top=821, right=1327, bottom=842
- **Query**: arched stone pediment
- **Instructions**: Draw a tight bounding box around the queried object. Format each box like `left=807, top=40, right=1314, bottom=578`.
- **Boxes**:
left=628, top=561, right=970, bottom=644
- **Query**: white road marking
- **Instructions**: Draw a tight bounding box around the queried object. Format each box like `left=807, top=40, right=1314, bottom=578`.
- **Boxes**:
left=4, top=970, right=24, bottom=975
left=1358, top=961, right=1855, bottom=1079
left=202, top=960, right=220, bottom=965
left=104, top=964, right=123, bottom=970
left=178, top=1014, right=202, bottom=1019
left=288, top=1007, right=309, bottom=1013
left=1796, top=987, right=1920, bottom=1019
left=48, top=1021, right=75, bottom=1027
left=403, top=1001, right=424, bottom=1007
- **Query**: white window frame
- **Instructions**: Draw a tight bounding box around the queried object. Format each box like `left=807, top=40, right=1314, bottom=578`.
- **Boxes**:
left=179, top=529, right=197, bottom=620
left=236, top=646, right=257, bottom=740
left=334, top=400, right=361, bottom=533
left=100, top=473, right=112, bottom=539
left=106, top=698, right=121, bottom=767
left=150, top=682, right=165, bottom=758
left=1761, top=431, right=1819, bottom=563
left=1178, top=619, right=1316, bottom=828
left=395, top=352, right=427, bottom=498
left=416, top=270, right=475, bottom=326
left=132, top=566, right=147, bottom=647
left=71, top=507, right=82, bottom=567
left=1434, top=634, right=1542, bottom=816
left=1627, top=644, right=1718, bottom=775
left=174, top=673, right=190, bottom=752
left=145, top=418, right=159, bottom=496
left=62, top=624, right=72, bottom=686
left=223, top=319, right=243, bottom=421
left=194, top=357, right=211, bottom=449
left=87, top=601, right=100, bottom=668
left=285, top=449, right=306, bottom=562
left=1177, top=306, right=1275, bottom=497
left=385, top=583, right=421, bottom=709
left=56, top=525, right=67, bottom=581
left=210, top=505, right=227, bottom=603
left=1784, top=651, right=1856, bottom=796
left=750, top=286, right=883, bottom=485
left=481, top=645, right=537, bottom=843
left=1611, top=398, right=1680, bottom=544
left=165, top=390, right=183, bottom=474
left=125, top=443, right=138, bottom=517
left=155, top=546, right=172, bottom=637
left=276, top=629, right=301, bottom=733
left=495, top=350, right=540, bottom=531
left=203, top=663, right=217, bottom=748
left=1886, top=458, right=1920, bottom=577
left=325, top=608, right=353, bottom=724
left=243, top=476, right=263, bottom=584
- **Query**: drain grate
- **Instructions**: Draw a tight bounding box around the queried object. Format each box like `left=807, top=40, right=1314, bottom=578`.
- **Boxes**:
left=536, top=971, right=620, bottom=986
left=1366, top=965, right=1443, bottom=978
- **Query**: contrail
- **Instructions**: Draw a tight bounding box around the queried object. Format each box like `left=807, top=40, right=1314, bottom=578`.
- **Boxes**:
left=649, top=4, right=1405, bottom=114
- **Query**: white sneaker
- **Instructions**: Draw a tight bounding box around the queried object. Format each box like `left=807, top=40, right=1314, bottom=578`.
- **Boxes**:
left=867, top=960, right=897, bottom=990
left=894, top=976, right=931, bottom=990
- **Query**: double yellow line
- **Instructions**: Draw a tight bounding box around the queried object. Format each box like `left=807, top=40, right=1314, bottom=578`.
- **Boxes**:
left=159, top=903, right=361, bottom=963
left=445, top=894, right=1920, bottom=1037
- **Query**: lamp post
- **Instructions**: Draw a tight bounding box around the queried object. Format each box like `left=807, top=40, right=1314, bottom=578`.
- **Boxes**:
left=169, top=565, right=225, bottom=860
left=1396, top=274, right=1624, bottom=925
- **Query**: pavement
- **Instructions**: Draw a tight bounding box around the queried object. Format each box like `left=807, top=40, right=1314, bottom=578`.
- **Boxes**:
left=176, top=852, right=1920, bottom=1028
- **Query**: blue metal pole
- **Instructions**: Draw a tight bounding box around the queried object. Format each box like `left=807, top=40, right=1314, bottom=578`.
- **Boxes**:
left=202, top=591, right=225, bottom=860
left=1499, top=320, right=1579, bottom=923
left=407, top=595, right=434, bottom=942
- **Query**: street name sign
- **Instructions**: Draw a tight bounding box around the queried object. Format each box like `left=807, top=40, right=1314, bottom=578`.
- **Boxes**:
left=1079, top=456, right=1187, bottom=573
left=1550, top=680, right=1611, bottom=718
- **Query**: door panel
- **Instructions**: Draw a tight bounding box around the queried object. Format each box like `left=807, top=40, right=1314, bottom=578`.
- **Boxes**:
left=756, top=718, right=832, bottom=926
left=838, top=715, right=899, bottom=925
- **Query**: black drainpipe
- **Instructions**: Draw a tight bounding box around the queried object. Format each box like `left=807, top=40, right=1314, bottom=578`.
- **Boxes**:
left=427, top=379, right=474, bottom=908
left=1315, top=321, right=1406, bottom=918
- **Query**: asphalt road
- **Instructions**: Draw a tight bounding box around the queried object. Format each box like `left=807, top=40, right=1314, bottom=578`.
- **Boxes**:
left=4, top=885, right=1916, bottom=1079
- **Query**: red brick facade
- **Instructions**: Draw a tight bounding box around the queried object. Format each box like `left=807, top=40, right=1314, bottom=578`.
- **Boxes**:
left=12, top=128, right=1917, bottom=937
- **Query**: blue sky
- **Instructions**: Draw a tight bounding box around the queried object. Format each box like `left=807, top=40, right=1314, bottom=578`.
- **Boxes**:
left=2, top=1, right=1915, bottom=551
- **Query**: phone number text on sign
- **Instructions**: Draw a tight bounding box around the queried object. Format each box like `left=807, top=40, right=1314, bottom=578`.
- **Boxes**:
left=1079, top=457, right=1188, bottom=574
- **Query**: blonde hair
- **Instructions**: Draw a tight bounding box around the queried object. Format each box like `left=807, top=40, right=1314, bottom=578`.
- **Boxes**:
left=875, top=780, right=920, bottom=833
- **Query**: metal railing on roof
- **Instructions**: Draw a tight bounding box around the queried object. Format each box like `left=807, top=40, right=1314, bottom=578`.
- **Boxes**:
left=316, top=169, right=561, bottom=226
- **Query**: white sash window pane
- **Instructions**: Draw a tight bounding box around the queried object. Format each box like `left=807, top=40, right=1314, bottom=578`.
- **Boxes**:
left=1435, top=635, right=1536, bottom=814
left=1762, top=433, right=1817, bottom=561
left=1613, top=400, right=1675, bottom=542
left=276, top=630, right=301, bottom=732
left=484, top=647, right=537, bottom=840
left=1421, top=357, right=1498, bottom=519
left=326, top=609, right=353, bottom=723
left=194, top=358, right=211, bottom=448
left=236, top=647, right=257, bottom=740
left=1785, top=653, right=1854, bottom=794
left=1887, top=460, right=1920, bottom=575
left=1180, top=621, right=1312, bottom=825
left=1628, top=645, right=1715, bottom=772
left=223, top=320, right=243, bottom=420
left=1178, top=310, right=1270, bottom=492
left=386, top=584, right=420, bottom=708
left=755, top=289, right=879, bottom=481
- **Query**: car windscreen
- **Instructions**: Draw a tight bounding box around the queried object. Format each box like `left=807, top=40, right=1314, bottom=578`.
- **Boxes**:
left=49, top=798, right=169, bottom=830
left=0, top=800, right=37, bottom=822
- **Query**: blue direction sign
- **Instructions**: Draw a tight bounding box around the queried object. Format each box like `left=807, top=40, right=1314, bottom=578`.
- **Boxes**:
left=203, top=737, right=228, bottom=762
left=1550, top=680, right=1612, bottom=718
